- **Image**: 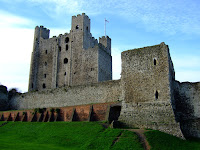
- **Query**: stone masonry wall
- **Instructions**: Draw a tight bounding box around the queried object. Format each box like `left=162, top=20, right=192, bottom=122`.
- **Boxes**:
left=173, top=81, right=200, bottom=139
left=11, top=80, right=121, bottom=110
left=119, top=43, right=183, bottom=137
left=120, top=101, right=183, bottom=137
left=120, top=43, right=171, bottom=103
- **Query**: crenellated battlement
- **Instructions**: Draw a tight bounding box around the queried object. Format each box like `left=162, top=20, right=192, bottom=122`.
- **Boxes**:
left=34, top=26, right=50, bottom=40
left=99, top=36, right=111, bottom=55
left=72, top=13, right=89, bottom=19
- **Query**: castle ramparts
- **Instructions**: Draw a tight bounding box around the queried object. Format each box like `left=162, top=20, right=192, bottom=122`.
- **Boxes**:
left=0, top=13, right=200, bottom=140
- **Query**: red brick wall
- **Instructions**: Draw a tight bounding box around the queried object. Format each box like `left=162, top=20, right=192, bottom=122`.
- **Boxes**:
left=0, top=102, right=119, bottom=122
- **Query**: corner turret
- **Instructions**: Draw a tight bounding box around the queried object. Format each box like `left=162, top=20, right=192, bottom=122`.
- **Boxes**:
left=28, top=26, right=50, bottom=91
left=99, top=36, right=111, bottom=55
left=34, top=26, right=50, bottom=40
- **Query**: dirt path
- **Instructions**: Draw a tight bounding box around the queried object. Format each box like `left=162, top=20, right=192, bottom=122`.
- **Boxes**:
left=111, top=131, right=123, bottom=146
left=127, top=129, right=151, bottom=150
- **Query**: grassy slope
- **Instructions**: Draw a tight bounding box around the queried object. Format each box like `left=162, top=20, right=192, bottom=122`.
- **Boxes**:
left=145, top=130, right=200, bottom=150
left=1, top=121, right=200, bottom=150
left=0, top=122, right=143, bottom=150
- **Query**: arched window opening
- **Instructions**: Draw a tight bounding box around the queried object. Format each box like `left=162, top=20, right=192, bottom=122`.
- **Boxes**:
left=59, top=46, right=61, bottom=52
left=43, top=83, right=46, bottom=89
left=66, top=44, right=68, bottom=50
left=45, top=50, right=47, bottom=54
left=44, top=74, right=46, bottom=78
left=86, top=26, right=88, bottom=31
left=65, top=37, right=69, bottom=43
left=155, top=91, right=158, bottom=99
left=64, top=72, right=66, bottom=76
left=154, top=59, right=157, bottom=65
left=76, top=25, right=79, bottom=29
left=44, top=62, right=47, bottom=66
left=64, top=58, right=68, bottom=64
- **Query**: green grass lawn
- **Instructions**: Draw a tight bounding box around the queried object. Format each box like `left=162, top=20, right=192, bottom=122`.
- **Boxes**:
left=0, top=121, right=143, bottom=150
left=145, top=130, right=200, bottom=150
left=1, top=121, right=200, bottom=150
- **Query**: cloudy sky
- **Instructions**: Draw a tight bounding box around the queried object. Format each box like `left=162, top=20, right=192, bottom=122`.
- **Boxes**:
left=0, top=0, right=199, bottom=92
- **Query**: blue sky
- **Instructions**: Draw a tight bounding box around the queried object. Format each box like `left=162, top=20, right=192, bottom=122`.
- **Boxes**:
left=0, top=0, right=199, bottom=92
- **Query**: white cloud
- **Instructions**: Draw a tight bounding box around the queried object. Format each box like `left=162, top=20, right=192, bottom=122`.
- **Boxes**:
left=0, top=0, right=199, bottom=91
left=0, top=10, right=34, bottom=92
left=0, top=10, right=33, bottom=28
left=26, top=0, right=200, bottom=35
left=0, top=28, right=34, bottom=92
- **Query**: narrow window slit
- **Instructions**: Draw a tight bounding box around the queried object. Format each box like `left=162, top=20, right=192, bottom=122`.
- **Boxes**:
left=154, top=59, right=157, bottom=65
left=155, top=91, right=158, bottom=99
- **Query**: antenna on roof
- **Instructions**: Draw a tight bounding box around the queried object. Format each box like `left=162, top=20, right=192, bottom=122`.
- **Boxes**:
left=105, top=18, right=109, bottom=37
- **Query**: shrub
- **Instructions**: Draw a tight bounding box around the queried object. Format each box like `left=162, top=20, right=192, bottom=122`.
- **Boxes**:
left=50, top=108, right=54, bottom=113
left=55, top=108, right=60, bottom=113
left=38, top=108, right=44, bottom=114
left=34, top=108, right=39, bottom=113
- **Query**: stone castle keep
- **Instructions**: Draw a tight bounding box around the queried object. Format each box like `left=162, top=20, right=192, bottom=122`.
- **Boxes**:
left=0, top=13, right=200, bottom=140
left=29, top=13, right=112, bottom=91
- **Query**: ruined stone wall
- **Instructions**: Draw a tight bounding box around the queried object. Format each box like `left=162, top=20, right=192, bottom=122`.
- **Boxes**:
left=119, top=43, right=183, bottom=137
left=173, top=81, right=200, bottom=139
left=121, top=43, right=171, bottom=103
left=120, top=101, right=183, bottom=137
left=11, top=80, right=121, bottom=110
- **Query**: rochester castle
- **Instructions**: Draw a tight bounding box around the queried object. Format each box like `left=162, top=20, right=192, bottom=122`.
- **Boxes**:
left=29, top=13, right=111, bottom=91
left=0, top=13, right=200, bottom=140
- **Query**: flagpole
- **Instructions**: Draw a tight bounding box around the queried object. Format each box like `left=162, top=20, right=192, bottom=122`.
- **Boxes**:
left=105, top=18, right=106, bottom=37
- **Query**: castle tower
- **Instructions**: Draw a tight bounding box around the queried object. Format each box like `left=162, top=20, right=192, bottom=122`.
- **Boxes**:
left=98, top=36, right=112, bottom=81
left=28, top=26, right=50, bottom=91
left=71, top=13, right=91, bottom=50
left=69, top=13, right=111, bottom=86
left=119, top=42, right=182, bottom=136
